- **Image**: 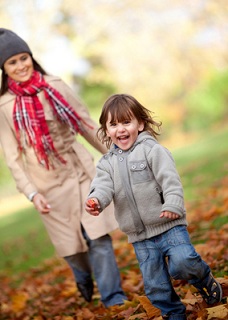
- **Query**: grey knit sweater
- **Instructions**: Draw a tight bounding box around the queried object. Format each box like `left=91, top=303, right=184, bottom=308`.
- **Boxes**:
left=88, top=131, right=187, bottom=243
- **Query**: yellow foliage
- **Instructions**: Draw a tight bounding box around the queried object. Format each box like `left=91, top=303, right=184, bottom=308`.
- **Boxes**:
left=11, top=291, right=29, bottom=312
left=61, top=286, right=76, bottom=297
left=137, top=295, right=161, bottom=318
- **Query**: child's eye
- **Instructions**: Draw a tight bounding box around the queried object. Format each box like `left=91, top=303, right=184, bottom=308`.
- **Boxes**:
left=123, top=120, right=131, bottom=124
left=110, top=122, right=117, bottom=127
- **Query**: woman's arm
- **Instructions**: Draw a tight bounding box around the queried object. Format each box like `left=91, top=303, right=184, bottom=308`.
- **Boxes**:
left=0, top=106, right=37, bottom=198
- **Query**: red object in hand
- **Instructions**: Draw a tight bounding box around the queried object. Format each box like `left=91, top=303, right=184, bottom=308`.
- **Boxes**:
left=88, top=199, right=97, bottom=209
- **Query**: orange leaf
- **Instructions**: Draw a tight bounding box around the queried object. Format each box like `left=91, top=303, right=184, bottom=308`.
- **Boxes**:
left=61, top=286, right=76, bottom=297
left=75, top=307, right=96, bottom=319
left=11, top=291, right=29, bottom=313
left=137, top=295, right=161, bottom=318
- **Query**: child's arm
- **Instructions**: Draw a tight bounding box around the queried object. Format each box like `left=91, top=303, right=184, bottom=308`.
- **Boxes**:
left=150, top=144, right=185, bottom=218
left=159, top=211, right=179, bottom=219
left=85, top=198, right=101, bottom=216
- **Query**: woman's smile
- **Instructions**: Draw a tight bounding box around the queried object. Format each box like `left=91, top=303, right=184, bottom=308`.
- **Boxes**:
left=4, top=53, right=34, bottom=82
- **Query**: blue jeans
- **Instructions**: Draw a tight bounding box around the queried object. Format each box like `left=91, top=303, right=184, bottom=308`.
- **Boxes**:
left=65, top=226, right=127, bottom=307
left=133, top=225, right=211, bottom=319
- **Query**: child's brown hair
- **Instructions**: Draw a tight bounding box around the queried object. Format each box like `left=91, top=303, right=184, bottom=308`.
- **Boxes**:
left=98, top=94, right=162, bottom=148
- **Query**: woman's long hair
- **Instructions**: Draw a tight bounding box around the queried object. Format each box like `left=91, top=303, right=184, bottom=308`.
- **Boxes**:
left=0, top=57, right=47, bottom=96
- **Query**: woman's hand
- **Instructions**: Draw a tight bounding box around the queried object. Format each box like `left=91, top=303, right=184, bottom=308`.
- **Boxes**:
left=85, top=198, right=100, bottom=216
left=160, top=211, right=179, bottom=219
left=32, top=193, right=51, bottom=214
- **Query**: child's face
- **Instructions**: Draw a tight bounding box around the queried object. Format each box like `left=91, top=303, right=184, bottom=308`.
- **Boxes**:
left=106, top=112, right=144, bottom=150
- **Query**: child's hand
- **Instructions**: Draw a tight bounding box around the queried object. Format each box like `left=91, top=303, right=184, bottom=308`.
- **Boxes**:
left=160, top=211, right=179, bottom=219
left=85, top=198, right=101, bottom=216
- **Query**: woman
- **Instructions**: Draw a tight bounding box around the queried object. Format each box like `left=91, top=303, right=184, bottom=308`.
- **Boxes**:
left=0, top=28, right=127, bottom=307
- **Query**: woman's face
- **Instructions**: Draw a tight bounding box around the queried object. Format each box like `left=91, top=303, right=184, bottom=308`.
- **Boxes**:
left=4, top=53, right=34, bottom=82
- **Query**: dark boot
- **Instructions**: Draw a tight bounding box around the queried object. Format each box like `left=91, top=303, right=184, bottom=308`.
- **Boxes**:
left=77, top=279, right=94, bottom=302
left=162, top=315, right=187, bottom=320
left=194, top=272, right=223, bottom=305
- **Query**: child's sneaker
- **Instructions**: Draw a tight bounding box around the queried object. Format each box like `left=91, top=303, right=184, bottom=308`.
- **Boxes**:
left=195, top=273, right=223, bottom=305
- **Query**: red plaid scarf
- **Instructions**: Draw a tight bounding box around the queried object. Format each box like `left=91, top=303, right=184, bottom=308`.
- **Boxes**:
left=8, top=70, right=92, bottom=169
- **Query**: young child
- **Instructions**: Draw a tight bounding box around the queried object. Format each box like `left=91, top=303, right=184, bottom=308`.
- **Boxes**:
left=85, top=94, right=223, bottom=319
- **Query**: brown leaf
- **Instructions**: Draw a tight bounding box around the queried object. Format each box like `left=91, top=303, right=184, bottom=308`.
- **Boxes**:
left=128, top=312, right=149, bottom=319
left=75, top=307, right=95, bottom=319
left=207, top=304, right=228, bottom=319
left=118, top=306, right=140, bottom=319
left=137, top=295, right=161, bottom=318
left=61, top=286, right=76, bottom=297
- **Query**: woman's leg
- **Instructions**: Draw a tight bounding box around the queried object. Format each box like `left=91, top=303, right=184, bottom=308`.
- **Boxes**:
left=65, top=227, right=127, bottom=307
left=64, top=252, right=94, bottom=302
left=83, top=227, right=127, bottom=307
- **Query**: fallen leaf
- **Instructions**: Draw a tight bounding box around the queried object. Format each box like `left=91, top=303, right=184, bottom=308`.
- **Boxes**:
left=11, top=291, right=29, bottom=312
left=137, top=295, right=161, bottom=318
left=207, top=304, right=228, bottom=319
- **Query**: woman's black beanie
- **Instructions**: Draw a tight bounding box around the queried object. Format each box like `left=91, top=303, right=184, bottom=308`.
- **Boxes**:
left=0, top=28, right=32, bottom=69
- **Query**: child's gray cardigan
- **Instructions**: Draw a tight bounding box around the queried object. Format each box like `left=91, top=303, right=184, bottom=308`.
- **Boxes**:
left=89, top=131, right=187, bottom=243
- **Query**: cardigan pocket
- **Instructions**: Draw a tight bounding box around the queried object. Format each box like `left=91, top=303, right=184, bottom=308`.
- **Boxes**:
left=156, top=186, right=164, bottom=204
left=129, top=160, right=153, bottom=184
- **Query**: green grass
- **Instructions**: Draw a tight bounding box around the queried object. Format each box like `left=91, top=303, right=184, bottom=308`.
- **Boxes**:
left=172, top=128, right=228, bottom=201
left=0, top=207, right=54, bottom=276
left=0, top=127, right=227, bottom=276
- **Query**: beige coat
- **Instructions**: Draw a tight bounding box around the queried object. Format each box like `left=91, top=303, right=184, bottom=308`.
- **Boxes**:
left=0, top=75, right=118, bottom=257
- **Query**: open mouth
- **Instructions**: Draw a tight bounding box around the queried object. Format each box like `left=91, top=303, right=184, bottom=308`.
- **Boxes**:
left=118, top=135, right=129, bottom=141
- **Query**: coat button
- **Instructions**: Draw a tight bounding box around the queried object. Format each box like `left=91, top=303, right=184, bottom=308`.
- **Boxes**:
left=119, top=157, right=123, bottom=161
left=118, top=149, right=123, bottom=153
left=132, top=165, right=136, bottom=169
left=140, top=163, right=145, bottom=168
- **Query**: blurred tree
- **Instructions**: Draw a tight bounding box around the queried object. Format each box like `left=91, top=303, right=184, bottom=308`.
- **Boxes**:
left=1, top=0, right=228, bottom=195
left=184, top=70, right=228, bottom=131
left=0, top=0, right=228, bottom=129
left=55, top=0, right=228, bottom=122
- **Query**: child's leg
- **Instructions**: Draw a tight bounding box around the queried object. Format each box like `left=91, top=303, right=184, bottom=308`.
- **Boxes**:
left=191, top=272, right=222, bottom=304
left=166, top=225, right=222, bottom=304
left=133, top=240, right=187, bottom=319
